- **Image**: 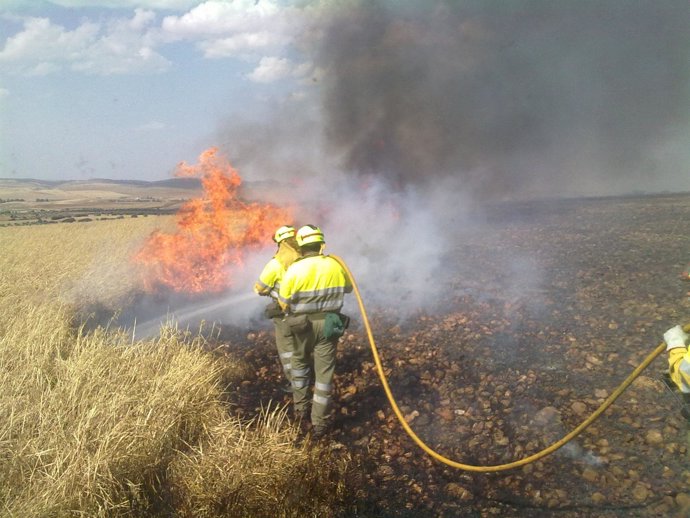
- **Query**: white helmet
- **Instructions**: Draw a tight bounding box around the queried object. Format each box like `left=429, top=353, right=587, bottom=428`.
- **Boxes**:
left=296, top=224, right=325, bottom=247
left=273, top=225, right=296, bottom=243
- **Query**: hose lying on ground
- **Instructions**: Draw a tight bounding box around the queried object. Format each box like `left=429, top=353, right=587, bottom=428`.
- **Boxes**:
left=331, top=254, right=688, bottom=472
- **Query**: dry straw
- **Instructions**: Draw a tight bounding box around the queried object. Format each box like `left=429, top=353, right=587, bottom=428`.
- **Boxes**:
left=0, top=219, right=357, bottom=517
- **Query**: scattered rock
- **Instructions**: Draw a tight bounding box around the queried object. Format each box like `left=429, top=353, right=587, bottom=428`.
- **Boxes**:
left=581, top=467, right=598, bottom=483
left=341, top=384, right=358, bottom=400
left=571, top=401, right=588, bottom=416
left=676, top=493, right=690, bottom=508
left=436, top=407, right=454, bottom=422
left=585, top=354, right=602, bottom=366
left=532, top=406, right=560, bottom=426
left=591, top=492, right=606, bottom=504
left=445, top=482, right=473, bottom=501
left=404, top=410, right=420, bottom=423
left=594, top=389, right=608, bottom=399
left=375, top=464, right=395, bottom=479
left=644, top=429, right=663, bottom=445
left=631, top=482, right=649, bottom=502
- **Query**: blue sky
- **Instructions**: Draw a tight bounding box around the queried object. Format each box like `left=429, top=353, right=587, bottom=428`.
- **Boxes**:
left=1, top=1, right=689, bottom=197
left=0, top=0, right=323, bottom=181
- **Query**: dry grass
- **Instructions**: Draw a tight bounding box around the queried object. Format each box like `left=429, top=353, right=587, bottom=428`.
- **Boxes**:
left=169, top=404, right=354, bottom=518
left=0, top=218, right=176, bottom=310
left=0, top=218, right=357, bottom=517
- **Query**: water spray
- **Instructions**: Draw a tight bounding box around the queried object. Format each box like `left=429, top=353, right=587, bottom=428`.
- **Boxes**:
left=132, top=292, right=256, bottom=339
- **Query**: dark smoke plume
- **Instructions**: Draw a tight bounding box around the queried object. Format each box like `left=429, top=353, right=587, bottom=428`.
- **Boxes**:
left=210, top=1, right=690, bottom=321
left=312, top=0, right=690, bottom=198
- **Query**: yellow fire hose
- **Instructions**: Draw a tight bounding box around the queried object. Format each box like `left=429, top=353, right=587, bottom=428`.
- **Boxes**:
left=331, top=255, right=689, bottom=472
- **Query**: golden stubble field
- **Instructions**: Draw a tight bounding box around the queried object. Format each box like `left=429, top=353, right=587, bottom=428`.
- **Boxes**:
left=0, top=216, right=356, bottom=518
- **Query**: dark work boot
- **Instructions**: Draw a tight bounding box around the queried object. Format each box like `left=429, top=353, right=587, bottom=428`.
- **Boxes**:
left=281, top=380, right=293, bottom=394
left=681, top=406, right=690, bottom=422
left=661, top=372, right=678, bottom=392
left=312, top=424, right=329, bottom=441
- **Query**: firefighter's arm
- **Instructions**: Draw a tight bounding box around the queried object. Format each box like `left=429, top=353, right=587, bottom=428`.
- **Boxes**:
left=668, top=348, right=690, bottom=391
left=255, top=259, right=280, bottom=296
left=665, top=325, right=690, bottom=391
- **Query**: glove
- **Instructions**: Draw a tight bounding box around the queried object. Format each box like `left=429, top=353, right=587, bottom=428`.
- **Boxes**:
left=663, top=325, right=689, bottom=351
left=253, top=282, right=271, bottom=296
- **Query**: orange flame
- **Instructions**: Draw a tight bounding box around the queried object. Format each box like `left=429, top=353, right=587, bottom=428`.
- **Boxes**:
left=134, top=147, right=292, bottom=294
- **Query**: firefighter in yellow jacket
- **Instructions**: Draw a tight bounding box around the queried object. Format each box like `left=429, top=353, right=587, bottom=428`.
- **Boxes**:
left=254, top=226, right=301, bottom=390
left=664, top=325, right=690, bottom=394
left=278, top=224, right=352, bottom=438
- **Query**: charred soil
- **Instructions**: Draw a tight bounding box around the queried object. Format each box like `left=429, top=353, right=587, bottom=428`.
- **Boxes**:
left=224, top=193, right=690, bottom=517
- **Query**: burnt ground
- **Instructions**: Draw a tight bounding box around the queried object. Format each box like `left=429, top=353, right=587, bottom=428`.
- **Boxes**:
left=222, top=193, right=690, bottom=517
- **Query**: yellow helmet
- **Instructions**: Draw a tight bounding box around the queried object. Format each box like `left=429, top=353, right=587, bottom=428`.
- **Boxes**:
left=273, top=225, right=296, bottom=243
left=296, top=224, right=325, bottom=247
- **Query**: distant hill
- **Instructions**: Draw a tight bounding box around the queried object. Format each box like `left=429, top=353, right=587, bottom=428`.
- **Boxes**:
left=88, top=177, right=202, bottom=189
left=0, top=177, right=206, bottom=216
left=0, top=177, right=202, bottom=190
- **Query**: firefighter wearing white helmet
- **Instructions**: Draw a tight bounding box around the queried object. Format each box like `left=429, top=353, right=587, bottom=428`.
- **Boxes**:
left=254, top=225, right=301, bottom=390
left=278, top=224, right=352, bottom=438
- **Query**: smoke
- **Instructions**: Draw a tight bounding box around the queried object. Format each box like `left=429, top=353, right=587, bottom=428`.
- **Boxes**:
left=304, top=174, right=453, bottom=317
left=73, top=252, right=273, bottom=340
left=208, top=1, right=690, bottom=324
left=311, top=0, right=690, bottom=198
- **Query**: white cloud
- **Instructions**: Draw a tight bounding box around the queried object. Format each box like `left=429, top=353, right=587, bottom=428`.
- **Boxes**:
left=0, top=1, right=324, bottom=84
left=0, top=87, right=9, bottom=98
left=161, top=0, right=281, bottom=37
left=26, top=62, right=61, bottom=76
left=199, top=31, right=282, bottom=58
left=0, top=17, right=99, bottom=64
left=160, top=0, right=300, bottom=60
left=72, top=10, right=171, bottom=74
left=247, top=56, right=289, bottom=83
left=128, top=8, right=157, bottom=30
left=46, top=0, right=201, bottom=9
left=0, top=11, right=170, bottom=75
left=247, top=55, right=312, bottom=84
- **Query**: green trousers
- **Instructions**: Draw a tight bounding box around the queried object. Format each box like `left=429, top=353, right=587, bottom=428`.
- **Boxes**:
left=273, top=317, right=295, bottom=382
left=290, top=316, right=337, bottom=430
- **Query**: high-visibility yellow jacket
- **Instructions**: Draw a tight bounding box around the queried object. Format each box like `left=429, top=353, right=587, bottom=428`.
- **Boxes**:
left=668, top=348, right=690, bottom=393
left=254, top=242, right=300, bottom=298
left=254, top=258, right=284, bottom=298
left=278, top=253, right=352, bottom=314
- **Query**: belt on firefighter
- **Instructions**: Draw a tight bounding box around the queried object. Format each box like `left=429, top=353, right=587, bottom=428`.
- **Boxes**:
left=305, top=311, right=337, bottom=321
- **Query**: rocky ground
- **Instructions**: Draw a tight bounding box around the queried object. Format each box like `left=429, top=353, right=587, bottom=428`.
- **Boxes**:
left=225, top=193, right=690, bottom=517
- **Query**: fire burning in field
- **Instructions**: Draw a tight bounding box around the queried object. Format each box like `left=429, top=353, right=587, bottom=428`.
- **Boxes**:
left=134, top=147, right=292, bottom=294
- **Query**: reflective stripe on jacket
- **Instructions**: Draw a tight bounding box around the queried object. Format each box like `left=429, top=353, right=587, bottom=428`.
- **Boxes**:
left=278, top=254, right=352, bottom=314
left=669, top=348, right=690, bottom=393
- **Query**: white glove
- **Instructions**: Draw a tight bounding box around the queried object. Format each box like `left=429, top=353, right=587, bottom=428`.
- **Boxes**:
left=664, top=325, right=689, bottom=351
